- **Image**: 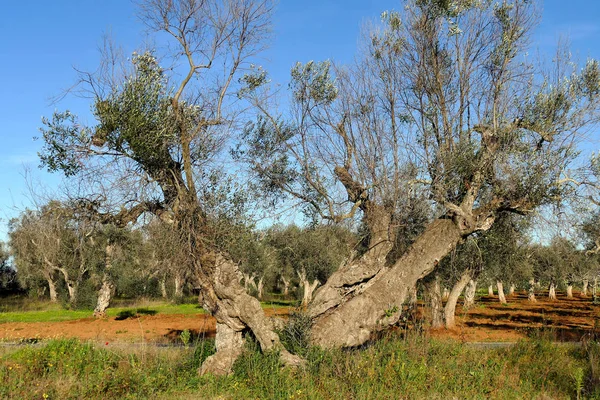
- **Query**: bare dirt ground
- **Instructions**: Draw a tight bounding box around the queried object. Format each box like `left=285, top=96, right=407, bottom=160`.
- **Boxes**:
left=428, top=292, right=600, bottom=342
left=1, top=293, right=598, bottom=345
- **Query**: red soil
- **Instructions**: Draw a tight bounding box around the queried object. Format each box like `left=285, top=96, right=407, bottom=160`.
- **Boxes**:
left=1, top=293, right=598, bottom=344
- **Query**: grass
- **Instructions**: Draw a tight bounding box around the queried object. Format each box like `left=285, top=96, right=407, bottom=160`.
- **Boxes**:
left=0, top=296, right=293, bottom=324
left=1, top=334, right=599, bottom=399
left=0, top=302, right=205, bottom=324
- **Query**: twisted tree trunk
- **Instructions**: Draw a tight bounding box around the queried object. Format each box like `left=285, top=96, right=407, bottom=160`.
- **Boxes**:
left=444, top=269, right=472, bottom=328
left=306, top=218, right=481, bottom=348
left=197, top=253, right=304, bottom=375
left=582, top=279, right=589, bottom=297
left=566, top=284, right=573, bottom=299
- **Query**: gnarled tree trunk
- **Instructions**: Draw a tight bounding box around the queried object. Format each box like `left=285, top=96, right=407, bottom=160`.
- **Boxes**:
left=94, top=242, right=115, bottom=318
left=307, top=218, right=470, bottom=347
left=196, top=253, right=303, bottom=375
left=497, top=281, right=507, bottom=304
left=582, top=279, right=589, bottom=297
left=444, top=269, right=472, bottom=328
left=463, top=279, right=477, bottom=310
left=566, top=284, right=573, bottom=299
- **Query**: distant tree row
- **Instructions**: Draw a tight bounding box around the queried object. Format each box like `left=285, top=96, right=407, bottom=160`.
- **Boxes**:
left=2, top=200, right=357, bottom=313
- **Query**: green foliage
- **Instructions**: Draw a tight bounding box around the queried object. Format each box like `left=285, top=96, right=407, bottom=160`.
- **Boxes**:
left=180, top=329, right=191, bottom=347
left=290, top=60, right=338, bottom=105
left=265, top=224, right=355, bottom=283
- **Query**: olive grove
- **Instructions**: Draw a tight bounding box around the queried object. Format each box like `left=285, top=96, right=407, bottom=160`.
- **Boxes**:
left=32, top=0, right=600, bottom=375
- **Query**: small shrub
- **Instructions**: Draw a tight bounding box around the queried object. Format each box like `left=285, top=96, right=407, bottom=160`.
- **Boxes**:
left=278, top=310, right=312, bottom=356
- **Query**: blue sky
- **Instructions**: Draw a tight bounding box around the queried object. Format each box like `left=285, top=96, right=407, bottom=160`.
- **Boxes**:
left=1, top=0, right=599, bottom=240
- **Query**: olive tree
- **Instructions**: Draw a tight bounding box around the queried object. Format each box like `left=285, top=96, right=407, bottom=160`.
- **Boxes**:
left=9, top=202, right=100, bottom=306
left=38, top=0, right=303, bottom=374
left=241, top=0, right=600, bottom=348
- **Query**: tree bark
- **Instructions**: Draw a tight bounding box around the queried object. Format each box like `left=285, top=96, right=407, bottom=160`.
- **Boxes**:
left=528, top=279, right=537, bottom=302
left=308, top=218, right=468, bottom=348
left=463, top=279, right=477, bottom=310
left=425, top=275, right=444, bottom=329
left=488, top=285, right=494, bottom=296
left=548, top=282, right=557, bottom=300
left=444, top=269, right=472, bottom=328
left=497, top=281, right=507, bottom=304
left=566, top=284, right=573, bottom=299
left=196, top=253, right=303, bottom=375
left=582, top=279, right=589, bottom=297
left=94, top=243, right=115, bottom=318
left=593, top=277, right=598, bottom=304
